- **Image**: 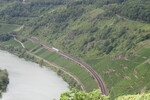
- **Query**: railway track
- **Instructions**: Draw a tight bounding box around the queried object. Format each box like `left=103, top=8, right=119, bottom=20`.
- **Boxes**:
left=28, top=37, right=109, bottom=96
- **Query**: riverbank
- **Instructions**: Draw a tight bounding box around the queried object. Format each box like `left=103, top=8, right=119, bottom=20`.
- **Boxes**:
left=0, top=41, right=83, bottom=91
left=0, top=36, right=99, bottom=92
left=0, top=50, right=69, bottom=100
left=16, top=37, right=98, bottom=91
left=0, top=69, right=9, bottom=97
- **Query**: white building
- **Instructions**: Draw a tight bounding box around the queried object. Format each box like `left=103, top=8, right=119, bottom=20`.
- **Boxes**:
left=22, top=0, right=26, bottom=3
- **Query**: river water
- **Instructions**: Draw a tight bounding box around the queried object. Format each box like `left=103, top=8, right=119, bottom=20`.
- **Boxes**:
left=0, top=50, right=69, bottom=100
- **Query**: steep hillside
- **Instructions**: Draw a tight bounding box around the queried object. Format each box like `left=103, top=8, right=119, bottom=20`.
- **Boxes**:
left=14, top=0, right=150, bottom=58
left=0, top=0, right=149, bottom=98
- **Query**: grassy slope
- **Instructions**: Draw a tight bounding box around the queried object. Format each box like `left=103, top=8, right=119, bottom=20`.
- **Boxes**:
left=0, top=23, right=19, bottom=33
left=0, top=39, right=22, bottom=47
left=0, top=1, right=15, bottom=11
left=86, top=47, right=150, bottom=98
left=26, top=5, right=150, bottom=59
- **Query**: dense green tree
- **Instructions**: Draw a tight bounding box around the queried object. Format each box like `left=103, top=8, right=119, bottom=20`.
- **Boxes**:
left=0, top=34, right=12, bottom=41
left=118, top=0, right=150, bottom=22
left=59, top=89, right=109, bottom=100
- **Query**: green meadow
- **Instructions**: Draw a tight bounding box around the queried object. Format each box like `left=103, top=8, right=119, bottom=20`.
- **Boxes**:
left=0, top=24, right=19, bottom=33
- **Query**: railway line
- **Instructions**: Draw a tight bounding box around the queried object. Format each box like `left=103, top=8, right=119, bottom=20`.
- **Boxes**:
left=28, top=37, right=109, bottom=96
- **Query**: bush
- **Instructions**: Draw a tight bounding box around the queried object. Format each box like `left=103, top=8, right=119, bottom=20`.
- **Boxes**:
left=59, top=89, right=109, bottom=100
left=106, top=46, right=114, bottom=54
left=0, top=34, right=12, bottom=41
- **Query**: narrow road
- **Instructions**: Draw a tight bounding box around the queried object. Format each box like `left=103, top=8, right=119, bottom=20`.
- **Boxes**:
left=14, top=37, right=25, bottom=48
left=28, top=37, right=109, bottom=96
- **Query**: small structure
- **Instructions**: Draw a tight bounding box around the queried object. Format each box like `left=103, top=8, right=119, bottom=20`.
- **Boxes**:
left=52, top=47, right=59, bottom=52
left=22, top=0, right=26, bottom=3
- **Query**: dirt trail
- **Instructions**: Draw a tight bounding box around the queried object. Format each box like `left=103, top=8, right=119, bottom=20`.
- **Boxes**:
left=14, top=38, right=25, bottom=48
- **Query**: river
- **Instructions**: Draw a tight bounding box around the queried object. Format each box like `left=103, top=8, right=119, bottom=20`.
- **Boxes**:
left=0, top=50, right=69, bottom=100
